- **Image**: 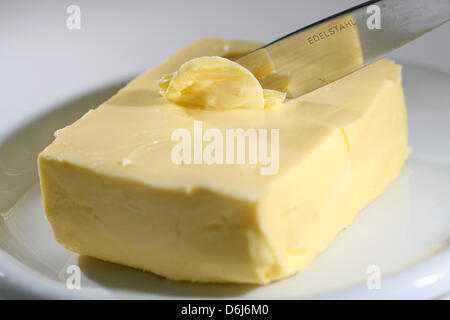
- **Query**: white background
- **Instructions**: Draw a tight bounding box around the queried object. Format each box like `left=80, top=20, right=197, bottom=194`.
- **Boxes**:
left=1, top=0, right=449, bottom=139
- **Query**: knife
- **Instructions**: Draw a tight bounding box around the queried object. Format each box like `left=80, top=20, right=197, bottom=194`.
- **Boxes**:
left=235, top=0, right=450, bottom=98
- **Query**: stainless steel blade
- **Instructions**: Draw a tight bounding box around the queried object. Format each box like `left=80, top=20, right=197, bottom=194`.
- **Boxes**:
left=236, top=0, right=450, bottom=98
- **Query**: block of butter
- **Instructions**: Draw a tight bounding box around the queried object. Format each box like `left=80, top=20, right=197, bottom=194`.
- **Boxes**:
left=38, top=38, right=410, bottom=284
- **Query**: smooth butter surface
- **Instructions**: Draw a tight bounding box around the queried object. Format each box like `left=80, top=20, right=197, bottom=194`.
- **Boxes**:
left=38, top=38, right=410, bottom=284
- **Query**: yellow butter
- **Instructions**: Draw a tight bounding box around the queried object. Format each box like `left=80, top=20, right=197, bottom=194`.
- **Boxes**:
left=162, top=56, right=264, bottom=109
left=262, top=89, right=287, bottom=108
left=157, top=72, right=174, bottom=93
left=159, top=56, right=286, bottom=110
left=38, top=38, right=410, bottom=284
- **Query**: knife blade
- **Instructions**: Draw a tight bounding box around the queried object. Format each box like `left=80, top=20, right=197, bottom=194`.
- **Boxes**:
left=235, top=0, right=450, bottom=98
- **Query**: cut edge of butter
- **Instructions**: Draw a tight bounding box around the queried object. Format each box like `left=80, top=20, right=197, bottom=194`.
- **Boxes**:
left=157, top=72, right=174, bottom=94
left=263, top=89, right=287, bottom=108
left=158, top=56, right=287, bottom=110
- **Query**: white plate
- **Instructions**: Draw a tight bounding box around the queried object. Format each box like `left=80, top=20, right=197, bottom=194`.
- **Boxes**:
left=0, top=62, right=449, bottom=299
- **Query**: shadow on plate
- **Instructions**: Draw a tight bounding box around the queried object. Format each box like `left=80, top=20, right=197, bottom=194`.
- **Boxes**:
left=79, top=255, right=258, bottom=298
